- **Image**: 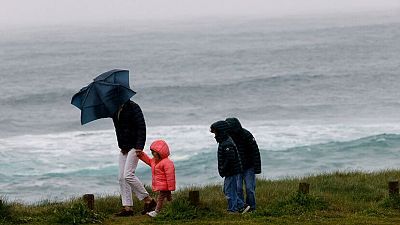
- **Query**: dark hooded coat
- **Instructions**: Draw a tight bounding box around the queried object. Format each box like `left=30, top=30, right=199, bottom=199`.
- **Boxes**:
left=112, top=100, right=146, bottom=150
left=225, top=118, right=261, bottom=174
left=210, top=121, right=243, bottom=178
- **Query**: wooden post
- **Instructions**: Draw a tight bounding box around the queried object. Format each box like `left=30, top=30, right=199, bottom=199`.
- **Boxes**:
left=388, top=181, right=399, bottom=197
left=83, top=194, right=94, bottom=210
left=298, top=182, right=310, bottom=194
left=188, top=190, right=200, bottom=206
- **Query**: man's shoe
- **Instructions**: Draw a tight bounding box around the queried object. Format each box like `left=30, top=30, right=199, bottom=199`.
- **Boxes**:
left=141, top=199, right=157, bottom=215
left=239, top=204, right=251, bottom=214
left=114, top=209, right=134, bottom=217
left=146, top=210, right=158, bottom=218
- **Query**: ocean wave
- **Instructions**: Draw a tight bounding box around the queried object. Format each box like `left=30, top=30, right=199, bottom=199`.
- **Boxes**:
left=1, top=123, right=399, bottom=180
left=137, top=73, right=400, bottom=117
left=141, top=73, right=330, bottom=89
left=249, top=122, right=400, bottom=151
left=42, top=165, right=117, bottom=178
left=0, top=88, right=76, bottom=105
left=0, top=73, right=359, bottom=107
left=2, top=133, right=400, bottom=203
left=138, top=74, right=338, bottom=102
left=282, top=133, right=400, bottom=153
left=2, top=122, right=400, bottom=154
left=263, top=133, right=400, bottom=179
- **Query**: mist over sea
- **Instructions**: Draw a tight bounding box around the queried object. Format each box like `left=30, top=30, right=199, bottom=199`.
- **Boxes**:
left=1, top=12, right=400, bottom=203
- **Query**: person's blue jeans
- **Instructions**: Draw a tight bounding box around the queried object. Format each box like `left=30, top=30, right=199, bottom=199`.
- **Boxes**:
left=224, top=175, right=245, bottom=212
left=237, top=167, right=256, bottom=210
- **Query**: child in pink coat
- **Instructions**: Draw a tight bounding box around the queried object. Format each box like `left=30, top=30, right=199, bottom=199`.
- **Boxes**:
left=137, top=139, right=176, bottom=217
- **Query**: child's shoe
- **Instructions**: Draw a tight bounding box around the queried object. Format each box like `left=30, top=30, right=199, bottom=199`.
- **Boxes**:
left=141, top=199, right=157, bottom=215
left=238, top=204, right=251, bottom=214
left=146, top=210, right=158, bottom=218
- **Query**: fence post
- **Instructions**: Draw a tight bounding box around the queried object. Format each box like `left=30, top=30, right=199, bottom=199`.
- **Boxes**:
left=388, top=181, right=399, bottom=197
left=83, top=194, right=95, bottom=210
left=189, top=190, right=200, bottom=206
left=298, top=182, right=310, bottom=194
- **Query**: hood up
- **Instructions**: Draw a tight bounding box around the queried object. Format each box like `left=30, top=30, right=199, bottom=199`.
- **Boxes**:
left=225, top=117, right=243, bottom=135
left=150, top=140, right=170, bottom=159
left=210, top=120, right=230, bottom=143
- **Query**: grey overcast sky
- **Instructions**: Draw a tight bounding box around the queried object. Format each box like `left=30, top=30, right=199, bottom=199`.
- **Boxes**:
left=1, top=0, right=399, bottom=28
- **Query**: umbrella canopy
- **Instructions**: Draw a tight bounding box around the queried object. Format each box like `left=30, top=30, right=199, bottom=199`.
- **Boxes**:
left=93, top=69, right=130, bottom=88
left=71, top=69, right=136, bottom=125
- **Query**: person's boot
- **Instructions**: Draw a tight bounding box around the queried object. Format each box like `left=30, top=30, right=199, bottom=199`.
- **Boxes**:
left=114, top=208, right=134, bottom=217
left=141, top=199, right=157, bottom=215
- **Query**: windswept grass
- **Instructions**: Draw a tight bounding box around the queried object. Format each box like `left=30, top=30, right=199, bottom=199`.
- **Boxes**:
left=2, top=170, right=400, bottom=225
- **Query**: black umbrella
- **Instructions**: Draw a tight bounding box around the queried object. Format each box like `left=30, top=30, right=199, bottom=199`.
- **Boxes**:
left=71, top=69, right=136, bottom=125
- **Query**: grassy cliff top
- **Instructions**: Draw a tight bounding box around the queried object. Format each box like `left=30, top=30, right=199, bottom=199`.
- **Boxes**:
left=2, top=170, right=400, bottom=225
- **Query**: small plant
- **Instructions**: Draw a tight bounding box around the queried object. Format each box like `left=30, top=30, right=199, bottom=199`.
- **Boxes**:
left=381, top=194, right=400, bottom=210
left=155, top=198, right=198, bottom=221
left=155, top=195, right=225, bottom=222
left=53, top=201, right=105, bottom=225
left=0, top=198, right=12, bottom=223
left=258, top=192, right=329, bottom=217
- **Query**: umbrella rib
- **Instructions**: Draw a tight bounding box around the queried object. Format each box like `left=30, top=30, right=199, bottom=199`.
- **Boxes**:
left=93, top=82, right=113, bottom=114
left=81, top=82, right=111, bottom=114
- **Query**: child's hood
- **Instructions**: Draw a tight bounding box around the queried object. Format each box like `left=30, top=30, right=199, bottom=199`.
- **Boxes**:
left=210, top=120, right=230, bottom=143
left=150, top=140, right=170, bottom=159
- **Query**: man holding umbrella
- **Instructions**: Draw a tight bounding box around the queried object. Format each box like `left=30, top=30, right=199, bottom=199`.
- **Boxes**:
left=71, top=69, right=156, bottom=216
left=113, top=99, right=156, bottom=216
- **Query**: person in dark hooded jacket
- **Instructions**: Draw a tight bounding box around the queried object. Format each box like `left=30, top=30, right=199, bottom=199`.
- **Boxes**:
left=225, top=117, right=261, bottom=211
left=210, top=120, right=250, bottom=214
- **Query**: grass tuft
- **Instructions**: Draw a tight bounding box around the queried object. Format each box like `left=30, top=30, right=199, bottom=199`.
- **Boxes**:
left=52, top=201, right=105, bottom=225
left=258, top=192, right=329, bottom=217
left=0, top=197, right=12, bottom=223
left=3, top=170, right=400, bottom=224
left=155, top=198, right=197, bottom=220
left=381, top=195, right=400, bottom=210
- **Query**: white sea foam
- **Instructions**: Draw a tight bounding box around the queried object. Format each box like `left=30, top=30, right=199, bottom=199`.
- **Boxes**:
left=248, top=121, right=400, bottom=151
left=1, top=122, right=399, bottom=178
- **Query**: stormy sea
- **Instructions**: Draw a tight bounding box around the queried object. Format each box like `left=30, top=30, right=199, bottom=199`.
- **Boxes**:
left=0, top=11, right=399, bottom=203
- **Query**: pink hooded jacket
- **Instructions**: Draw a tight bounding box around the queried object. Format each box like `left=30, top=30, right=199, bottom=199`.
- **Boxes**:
left=138, top=140, right=176, bottom=191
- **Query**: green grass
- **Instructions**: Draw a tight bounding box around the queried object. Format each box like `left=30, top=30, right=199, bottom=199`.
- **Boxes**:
left=2, top=170, right=400, bottom=225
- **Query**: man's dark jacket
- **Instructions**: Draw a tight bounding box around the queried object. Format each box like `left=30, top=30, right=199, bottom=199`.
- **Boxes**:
left=225, top=118, right=261, bottom=174
left=211, top=121, right=243, bottom=178
left=112, top=100, right=146, bottom=151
